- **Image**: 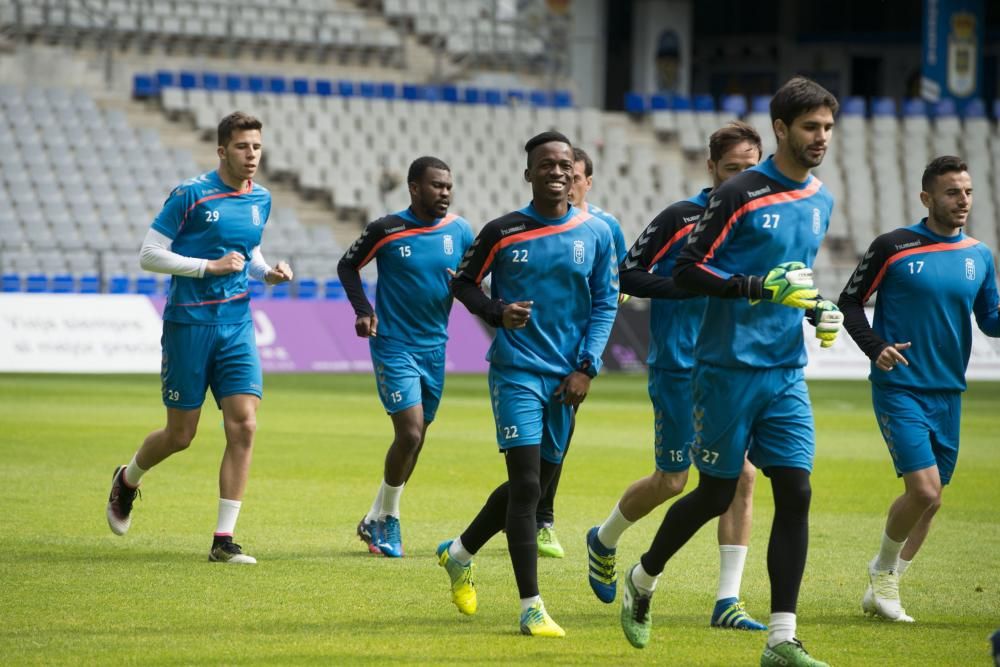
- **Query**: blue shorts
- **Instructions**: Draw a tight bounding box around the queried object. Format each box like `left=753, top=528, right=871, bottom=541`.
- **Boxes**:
left=690, top=364, right=814, bottom=478
left=871, top=385, right=961, bottom=485
left=161, top=320, right=262, bottom=410
left=488, top=366, right=573, bottom=464
left=648, top=367, right=694, bottom=472
left=370, top=339, right=446, bottom=423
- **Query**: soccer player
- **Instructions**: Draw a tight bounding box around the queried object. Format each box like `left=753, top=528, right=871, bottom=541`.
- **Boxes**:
left=838, top=156, right=999, bottom=623
left=586, top=122, right=766, bottom=633
left=437, top=131, right=618, bottom=637
left=105, top=111, right=292, bottom=564
left=617, top=77, right=842, bottom=667
left=337, top=156, right=473, bottom=558
left=534, top=146, right=628, bottom=559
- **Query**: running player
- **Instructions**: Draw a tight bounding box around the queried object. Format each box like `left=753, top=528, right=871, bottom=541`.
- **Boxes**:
left=587, top=122, right=765, bottom=633
left=338, top=157, right=473, bottom=558
left=535, top=146, right=628, bottom=559
left=437, top=131, right=618, bottom=637
left=618, top=77, right=842, bottom=667
left=105, top=111, right=292, bottom=564
left=838, top=156, right=999, bottom=623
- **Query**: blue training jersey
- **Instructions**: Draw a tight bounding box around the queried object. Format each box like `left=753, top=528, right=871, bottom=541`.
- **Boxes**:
left=673, top=157, right=834, bottom=369
left=839, top=220, right=1000, bottom=392
left=621, top=189, right=710, bottom=370
left=152, top=170, right=271, bottom=325
left=587, top=203, right=628, bottom=267
left=452, top=203, right=619, bottom=377
left=338, top=208, right=473, bottom=350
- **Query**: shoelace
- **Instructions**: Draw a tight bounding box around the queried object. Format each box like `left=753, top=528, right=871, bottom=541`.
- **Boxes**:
left=632, top=593, right=651, bottom=623
left=538, top=527, right=555, bottom=542
left=383, top=519, right=401, bottom=543
left=872, top=570, right=899, bottom=599
left=219, top=541, right=244, bottom=554
left=115, top=483, right=140, bottom=513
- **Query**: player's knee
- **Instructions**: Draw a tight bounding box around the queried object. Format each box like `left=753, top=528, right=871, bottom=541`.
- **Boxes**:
left=226, top=415, right=257, bottom=445
left=694, top=474, right=739, bottom=516
left=768, top=467, right=812, bottom=515
left=164, top=425, right=196, bottom=452
left=909, top=484, right=941, bottom=510
left=652, top=470, right=688, bottom=500
left=395, top=424, right=424, bottom=451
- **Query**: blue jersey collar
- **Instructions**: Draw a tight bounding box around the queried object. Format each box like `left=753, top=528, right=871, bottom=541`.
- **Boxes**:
left=910, top=218, right=966, bottom=243
left=521, top=203, right=580, bottom=225
left=686, top=188, right=711, bottom=207
left=396, top=207, right=443, bottom=226
left=752, top=156, right=813, bottom=190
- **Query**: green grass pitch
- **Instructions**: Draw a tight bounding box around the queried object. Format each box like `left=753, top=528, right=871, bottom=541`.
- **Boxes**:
left=1, top=373, right=997, bottom=665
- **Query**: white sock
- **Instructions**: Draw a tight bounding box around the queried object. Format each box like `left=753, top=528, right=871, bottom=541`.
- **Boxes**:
left=520, top=595, right=541, bottom=612
left=596, top=502, right=634, bottom=548
left=123, top=454, right=146, bottom=487
left=767, top=612, right=796, bottom=647
left=364, top=481, right=384, bottom=524
left=631, top=563, right=659, bottom=595
left=716, top=545, right=748, bottom=601
left=214, top=498, right=242, bottom=537
left=448, top=537, right=473, bottom=565
left=897, top=557, right=912, bottom=576
left=379, top=481, right=404, bottom=519
left=875, top=531, right=906, bottom=571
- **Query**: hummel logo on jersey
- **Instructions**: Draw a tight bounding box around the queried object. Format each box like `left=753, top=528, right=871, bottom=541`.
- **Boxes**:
left=502, top=224, right=527, bottom=237
left=894, top=241, right=921, bottom=251
left=747, top=186, right=772, bottom=198
left=682, top=214, right=701, bottom=223
left=385, top=225, right=405, bottom=234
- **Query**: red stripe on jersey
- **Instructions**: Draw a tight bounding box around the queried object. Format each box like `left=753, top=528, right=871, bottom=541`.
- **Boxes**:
left=174, top=290, right=250, bottom=307
left=647, top=223, right=694, bottom=271
left=358, top=213, right=458, bottom=268
left=475, top=212, right=590, bottom=284
left=696, top=263, right=727, bottom=279
left=701, top=178, right=824, bottom=264
left=179, top=180, right=255, bottom=232
left=863, top=236, right=980, bottom=302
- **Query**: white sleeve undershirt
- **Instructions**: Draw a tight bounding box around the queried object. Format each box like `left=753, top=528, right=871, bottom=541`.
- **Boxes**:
left=139, top=229, right=272, bottom=281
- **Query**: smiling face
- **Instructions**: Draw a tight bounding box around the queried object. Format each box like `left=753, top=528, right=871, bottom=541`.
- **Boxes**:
left=217, top=128, right=262, bottom=188
left=525, top=140, right=574, bottom=211
left=921, top=169, right=973, bottom=236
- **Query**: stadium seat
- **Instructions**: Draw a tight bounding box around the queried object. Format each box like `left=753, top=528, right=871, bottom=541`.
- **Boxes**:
left=133, top=74, right=157, bottom=98
left=720, top=94, right=747, bottom=118
left=25, top=273, right=48, bottom=292
left=249, top=280, right=266, bottom=298
left=134, top=276, right=158, bottom=295
left=50, top=273, right=74, bottom=293
left=297, top=278, right=319, bottom=299
left=107, top=274, right=130, bottom=294
left=624, top=92, right=646, bottom=115
left=78, top=274, right=100, bottom=293
left=324, top=278, right=346, bottom=300
left=1, top=272, right=21, bottom=292
left=270, top=282, right=291, bottom=299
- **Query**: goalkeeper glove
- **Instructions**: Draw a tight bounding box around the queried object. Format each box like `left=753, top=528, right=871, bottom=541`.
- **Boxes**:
left=746, top=261, right=818, bottom=309
left=807, top=299, right=844, bottom=348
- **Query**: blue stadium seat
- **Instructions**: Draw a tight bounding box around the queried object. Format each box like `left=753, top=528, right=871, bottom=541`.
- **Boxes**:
left=292, top=78, right=310, bottom=95
left=359, top=81, right=377, bottom=98
left=402, top=84, right=421, bottom=101
left=315, top=79, right=333, bottom=96
left=378, top=82, right=397, bottom=99
left=179, top=71, right=198, bottom=89
left=203, top=72, right=222, bottom=90
left=931, top=98, right=957, bottom=118
left=963, top=98, right=985, bottom=118
left=720, top=94, right=747, bottom=117
left=422, top=85, right=440, bottom=102
left=993, top=99, right=1000, bottom=120
left=269, top=77, right=287, bottom=94
left=324, top=279, right=346, bottom=300
left=337, top=80, right=355, bottom=97
left=108, top=275, right=129, bottom=294
left=872, top=96, right=896, bottom=116
left=507, top=89, right=526, bottom=104
left=528, top=90, right=549, bottom=107
left=750, top=95, right=770, bottom=114
left=671, top=95, right=692, bottom=111
left=902, top=98, right=927, bottom=117
left=247, top=76, right=266, bottom=93
left=270, top=282, right=291, bottom=299
left=693, top=94, right=715, bottom=112
left=1, top=272, right=21, bottom=292
left=133, top=74, right=157, bottom=98
left=649, top=93, right=670, bottom=111
left=51, top=274, right=74, bottom=293
left=25, top=273, right=48, bottom=293
left=78, top=274, right=100, bottom=293
left=484, top=89, right=503, bottom=106
left=297, top=278, right=319, bottom=299
left=624, top=92, right=646, bottom=114
left=553, top=90, right=573, bottom=108
left=463, top=87, right=482, bottom=104
left=441, top=85, right=459, bottom=103
left=156, top=71, right=176, bottom=89
left=225, top=74, right=244, bottom=91
left=363, top=281, right=376, bottom=302
left=842, top=96, right=866, bottom=116
left=135, top=276, right=158, bottom=295
left=249, top=279, right=266, bottom=298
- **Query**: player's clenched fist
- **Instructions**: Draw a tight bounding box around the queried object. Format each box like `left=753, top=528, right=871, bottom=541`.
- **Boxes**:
left=206, top=251, right=245, bottom=275
left=266, top=260, right=294, bottom=284
left=502, top=301, right=533, bottom=329
left=809, top=299, right=844, bottom=348
left=355, top=314, right=378, bottom=338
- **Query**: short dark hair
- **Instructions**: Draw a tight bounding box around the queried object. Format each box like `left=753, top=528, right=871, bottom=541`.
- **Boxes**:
left=921, top=155, right=969, bottom=192
left=770, top=76, right=839, bottom=128
left=572, top=147, right=593, bottom=177
left=217, top=111, right=262, bottom=147
left=708, top=121, right=762, bottom=163
left=524, top=131, right=572, bottom=169
left=407, top=156, right=450, bottom=184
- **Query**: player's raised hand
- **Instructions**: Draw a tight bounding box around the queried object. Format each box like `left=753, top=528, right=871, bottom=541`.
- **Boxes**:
left=555, top=371, right=590, bottom=406
left=876, top=342, right=911, bottom=371
left=502, top=301, right=533, bottom=329
left=266, top=260, right=294, bottom=284
left=754, top=261, right=818, bottom=309
left=355, top=314, right=378, bottom=338
left=206, top=251, right=245, bottom=275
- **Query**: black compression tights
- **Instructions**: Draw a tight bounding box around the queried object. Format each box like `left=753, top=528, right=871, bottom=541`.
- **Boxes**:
left=766, top=466, right=811, bottom=613
left=460, top=446, right=559, bottom=599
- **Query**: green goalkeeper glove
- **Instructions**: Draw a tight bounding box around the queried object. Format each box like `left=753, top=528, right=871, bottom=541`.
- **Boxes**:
left=808, top=299, right=844, bottom=348
left=749, top=261, right=818, bottom=309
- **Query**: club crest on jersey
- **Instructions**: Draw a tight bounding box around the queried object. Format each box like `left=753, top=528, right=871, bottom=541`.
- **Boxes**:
left=573, top=240, right=585, bottom=264
left=812, top=208, right=821, bottom=234
left=443, top=234, right=454, bottom=255
left=965, top=257, right=975, bottom=280
left=251, top=205, right=261, bottom=226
